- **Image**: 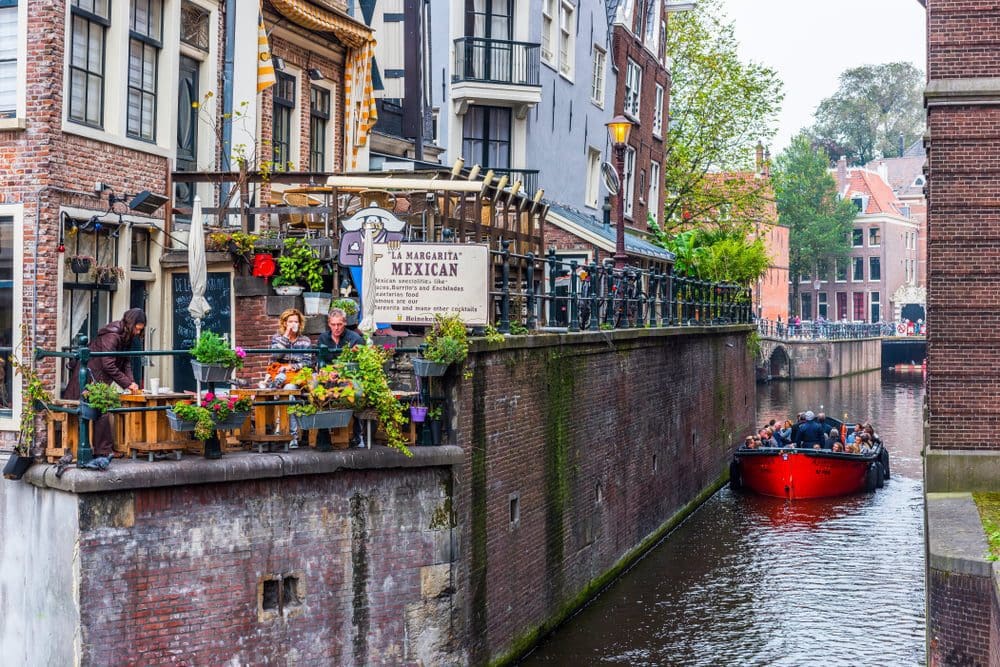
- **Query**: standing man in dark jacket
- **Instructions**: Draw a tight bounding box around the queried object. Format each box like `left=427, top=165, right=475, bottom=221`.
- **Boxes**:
left=794, top=410, right=824, bottom=448
left=64, top=308, right=146, bottom=457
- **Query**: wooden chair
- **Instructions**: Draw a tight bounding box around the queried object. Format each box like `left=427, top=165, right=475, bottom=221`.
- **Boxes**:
left=281, top=191, right=326, bottom=237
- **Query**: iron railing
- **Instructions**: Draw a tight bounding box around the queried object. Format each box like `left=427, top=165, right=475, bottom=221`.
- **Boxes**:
left=487, top=243, right=753, bottom=332
left=490, top=168, right=539, bottom=195
left=756, top=318, right=886, bottom=340
left=453, top=37, right=541, bottom=87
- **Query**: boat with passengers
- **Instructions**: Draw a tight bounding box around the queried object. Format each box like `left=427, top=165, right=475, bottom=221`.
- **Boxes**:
left=730, top=414, right=890, bottom=500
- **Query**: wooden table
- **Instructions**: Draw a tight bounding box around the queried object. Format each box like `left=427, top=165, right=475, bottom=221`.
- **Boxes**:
left=234, top=388, right=301, bottom=453
left=119, top=392, right=193, bottom=461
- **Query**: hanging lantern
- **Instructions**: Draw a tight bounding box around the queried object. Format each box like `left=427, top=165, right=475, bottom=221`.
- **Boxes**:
left=252, top=253, right=276, bottom=278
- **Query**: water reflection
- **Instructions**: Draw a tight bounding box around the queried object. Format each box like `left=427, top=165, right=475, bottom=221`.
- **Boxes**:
left=522, top=372, right=925, bottom=666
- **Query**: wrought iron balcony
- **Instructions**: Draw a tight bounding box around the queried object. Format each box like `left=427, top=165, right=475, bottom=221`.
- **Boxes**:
left=453, top=37, right=540, bottom=87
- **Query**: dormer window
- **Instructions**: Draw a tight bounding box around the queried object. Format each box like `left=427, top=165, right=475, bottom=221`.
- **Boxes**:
left=913, top=175, right=925, bottom=187
left=851, top=195, right=868, bottom=213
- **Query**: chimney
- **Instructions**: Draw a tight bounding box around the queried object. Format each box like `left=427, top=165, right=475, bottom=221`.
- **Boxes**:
left=877, top=161, right=889, bottom=183
left=898, top=132, right=905, bottom=157
left=837, top=156, right=848, bottom=192
left=755, top=142, right=764, bottom=174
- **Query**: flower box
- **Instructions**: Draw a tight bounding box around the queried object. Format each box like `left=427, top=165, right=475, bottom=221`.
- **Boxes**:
left=412, top=358, right=449, bottom=377
left=191, top=360, right=232, bottom=383
left=213, top=410, right=249, bottom=431
left=298, top=409, right=353, bottom=430
left=3, top=454, right=33, bottom=480
left=79, top=403, right=101, bottom=421
left=409, top=406, right=428, bottom=422
left=166, top=409, right=197, bottom=432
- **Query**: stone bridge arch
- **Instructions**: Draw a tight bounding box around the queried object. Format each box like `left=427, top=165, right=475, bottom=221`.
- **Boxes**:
left=757, top=338, right=793, bottom=381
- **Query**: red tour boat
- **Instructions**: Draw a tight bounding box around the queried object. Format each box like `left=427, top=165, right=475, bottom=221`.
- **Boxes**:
left=730, top=420, right=890, bottom=500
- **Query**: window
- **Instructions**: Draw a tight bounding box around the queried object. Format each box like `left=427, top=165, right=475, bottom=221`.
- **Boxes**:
left=817, top=261, right=830, bottom=282
left=309, top=86, right=330, bottom=172
left=590, top=45, right=605, bottom=106
left=69, top=0, right=110, bottom=127
left=462, top=105, right=511, bottom=170
left=852, top=256, right=864, bottom=282
left=647, top=160, right=660, bottom=225
left=272, top=72, right=295, bottom=168
left=130, top=228, right=150, bottom=270
left=585, top=147, right=601, bottom=209
left=851, top=196, right=867, bottom=213
left=835, top=258, right=847, bottom=282
left=836, top=292, right=847, bottom=320
left=868, top=227, right=880, bottom=246
left=899, top=205, right=910, bottom=218
left=652, top=84, right=664, bottom=137
left=852, top=228, right=863, bottom=247
left=0, top=1, right=17, bottom=118
left=623, top=145, right=636, bottom=218
left=624, top=59, right=641, bottom=119
left=817, top=292, right=828, bottom=319
left=127, top=0, right=162, bottom=141
left=800, top=293, right=812, bottom=320
left=541, top=0, right=555, bottom=63
left=869, top=256, right=880, bottom=281
left=870, top=291, right=881, bottom=323
left=558, top=1, right=574, bottom=77
left=0, top=215, right=13, bottom=417
left=853, top=292, right=866, bottom=322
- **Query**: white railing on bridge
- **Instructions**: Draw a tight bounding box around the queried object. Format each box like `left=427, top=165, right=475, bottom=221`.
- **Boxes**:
left=757, top=319, right=890, bottom=340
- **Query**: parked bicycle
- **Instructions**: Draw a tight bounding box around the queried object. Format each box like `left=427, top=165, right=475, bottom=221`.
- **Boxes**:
left=579, top=263, right=646, bottom=329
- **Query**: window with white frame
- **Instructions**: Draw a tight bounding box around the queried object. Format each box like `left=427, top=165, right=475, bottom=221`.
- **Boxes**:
left=558, top=0, right=574, bottom=77
left=869, top=256, right=880, bottom=281
left=272, top=72, right=296, bottom=168
left=0, top=208, right=20, bottom=425
left=868, top=226, right=880, bottom=246
left=852, top=228, right=863, bottom=247
left=870, top=291, right=881, bottom=322
left=585, top=147, right=601, bottom=209
left=852, top=256, right=864, bottom=281
left=818, top=292, right=828, bottom=319
left=69, top=0, right=110, bottom=128
left=835, top=258, right=847, bottom=282
left=541, top=0, right=555, bottom=64
left=623, top=145, right=636, bottom=218
left=127, top=0, right=162, bottom=142
left=309, top=85, right=330, bottom=171
left=647, top=160, right=660, bottom=224
left=0, top=1, right=17, bottom=118
left=590, top=45, right=605, bottom=106
left=624, top=59, right=641, bottom=119
left=652, top=84, right=664, bottom=137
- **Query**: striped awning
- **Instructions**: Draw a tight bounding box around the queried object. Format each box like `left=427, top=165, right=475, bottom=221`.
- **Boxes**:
left=269, top=0, right=372, bottom=48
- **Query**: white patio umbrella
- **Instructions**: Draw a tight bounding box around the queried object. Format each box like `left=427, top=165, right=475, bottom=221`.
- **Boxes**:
left=358, top=215, right=377, bottom=335
left=188, top=196, right=212, bottom=400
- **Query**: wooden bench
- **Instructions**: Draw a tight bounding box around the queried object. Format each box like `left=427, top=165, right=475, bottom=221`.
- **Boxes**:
left=234, top=388, right=301, bottom=453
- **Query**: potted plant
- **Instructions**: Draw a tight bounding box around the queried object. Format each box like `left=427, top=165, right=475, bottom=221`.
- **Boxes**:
left=167, top=392, right=252, bottom=441
left=349, top=343, right=409, bottom=455
left=80, top=381, right=121, bottom=420
left=409, top=402, right=428, bottom=423
left=414, top=313, right=469, bottom=377
left=289, top=366, right=359, bottom=430
left=4, top=344, right=51, bottom=480
left=331, top=298, right=360, bottom=326
left=188, top=330, right=246, bottom=382
left=67, top=254, right=94, bottom=274
left=92, top=264, right=125, bottom=286
left=428, top=404, right=444, bottom=446
left=275, top=238, right=327, bottom=308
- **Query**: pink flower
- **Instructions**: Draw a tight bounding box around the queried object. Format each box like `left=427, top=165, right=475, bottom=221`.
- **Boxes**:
left=235, top=347, right=246, bottom=358
left=383, top=344, right=394, bottom=351
left=204, top=392, right=215, bottom=402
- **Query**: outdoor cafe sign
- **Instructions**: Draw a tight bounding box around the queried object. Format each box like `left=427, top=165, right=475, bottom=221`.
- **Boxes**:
left=367, top=242, right=490, bottom=325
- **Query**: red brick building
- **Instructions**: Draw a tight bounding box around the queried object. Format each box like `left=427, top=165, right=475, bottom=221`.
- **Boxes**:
left=0, top=0, right=374, bottom=444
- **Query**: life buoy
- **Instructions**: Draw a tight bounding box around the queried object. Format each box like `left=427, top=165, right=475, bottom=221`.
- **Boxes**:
left=729, top=460, right=742, bottom=491
left=896, top=323, right=906, bottom=335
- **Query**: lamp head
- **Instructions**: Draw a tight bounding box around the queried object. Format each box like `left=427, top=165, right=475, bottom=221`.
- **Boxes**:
left=606, top=115, right=633, bottom=147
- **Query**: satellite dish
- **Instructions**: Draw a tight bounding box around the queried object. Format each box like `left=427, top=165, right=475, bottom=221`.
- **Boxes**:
left=601, top=162, right=620, bottom=196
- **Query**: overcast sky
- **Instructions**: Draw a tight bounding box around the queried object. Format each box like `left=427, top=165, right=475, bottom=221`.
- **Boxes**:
left=716, top=0, right=927, bottom=154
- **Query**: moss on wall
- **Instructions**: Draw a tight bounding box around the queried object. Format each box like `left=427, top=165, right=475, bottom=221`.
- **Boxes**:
left=542, top=350, right=577, bottom=606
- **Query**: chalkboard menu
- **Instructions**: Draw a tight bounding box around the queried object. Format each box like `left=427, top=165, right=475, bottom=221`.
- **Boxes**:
left=172, top=271, right=232, bottom=392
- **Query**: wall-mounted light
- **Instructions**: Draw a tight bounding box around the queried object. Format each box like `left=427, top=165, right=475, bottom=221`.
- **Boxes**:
left=307, top=67, right=324, bottom=81
left=128, top=190, right=169, bottom=214
left=273, top=55, right=286, bottom=71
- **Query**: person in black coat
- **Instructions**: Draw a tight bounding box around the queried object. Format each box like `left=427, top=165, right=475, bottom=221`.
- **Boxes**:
left=794, top=410, right=824, bottom=448
left=64, top=308, right=146, bottom=457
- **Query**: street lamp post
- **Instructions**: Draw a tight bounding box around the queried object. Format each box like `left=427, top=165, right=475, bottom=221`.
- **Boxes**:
left=606, top=116, right=633, bottom=270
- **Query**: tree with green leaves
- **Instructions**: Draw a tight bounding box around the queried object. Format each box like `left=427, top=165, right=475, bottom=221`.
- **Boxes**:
left=663, top=0, right=784, bottom=232
left=808, top=62, right=925, bottom=165
left=774, top=134, right=857, bottom=314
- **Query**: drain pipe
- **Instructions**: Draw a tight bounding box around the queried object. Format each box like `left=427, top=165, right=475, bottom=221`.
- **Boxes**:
left=221, top=0, right=237, bottom=171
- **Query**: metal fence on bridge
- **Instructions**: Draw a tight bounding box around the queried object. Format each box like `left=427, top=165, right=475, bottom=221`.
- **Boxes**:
left=756, top=319, right=887, bottom=341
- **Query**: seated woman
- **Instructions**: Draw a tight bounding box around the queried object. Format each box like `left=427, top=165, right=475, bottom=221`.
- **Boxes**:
left=827, top=427, right=843, bottom=450
left=777, top=419, right=793, bottom=445
left=267, top=308, right=313, bottom=448
left=831, top=442, right=844, bottom=453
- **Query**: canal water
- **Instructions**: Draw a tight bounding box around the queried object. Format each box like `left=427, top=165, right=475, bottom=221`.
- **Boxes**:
left=522, top=371, right=926, bottom=666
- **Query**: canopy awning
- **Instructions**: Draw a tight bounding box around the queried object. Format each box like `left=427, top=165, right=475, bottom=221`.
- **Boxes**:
left=269, top=0, right=372, bottom=48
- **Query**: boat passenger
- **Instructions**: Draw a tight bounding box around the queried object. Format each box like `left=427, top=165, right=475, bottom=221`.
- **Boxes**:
left=828, top=427, right=842, bottom=450
left=832, top=442, right=844, bottom=453
left=744, top=436, right=756, bottom=449
left=816, top=411, right=828, bottom=434
left=794, top=410, right=824, bottom=448
left=777, top=419, right=793, bottom=444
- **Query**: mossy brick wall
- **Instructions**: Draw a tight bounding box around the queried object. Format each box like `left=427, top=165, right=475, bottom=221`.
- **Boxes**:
left=450, top=327, right=755, bottom=664
left=74, top=468, right=461, bottom=666
left=927, top=568, right=992, bottom=666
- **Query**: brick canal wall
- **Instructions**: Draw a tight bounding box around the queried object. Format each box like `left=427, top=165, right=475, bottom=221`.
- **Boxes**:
left=925, top=0, right=1000, bottom=662
left=451, top=326, right=756, bottom=664
left=1, top=327, right=754, bottom=666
